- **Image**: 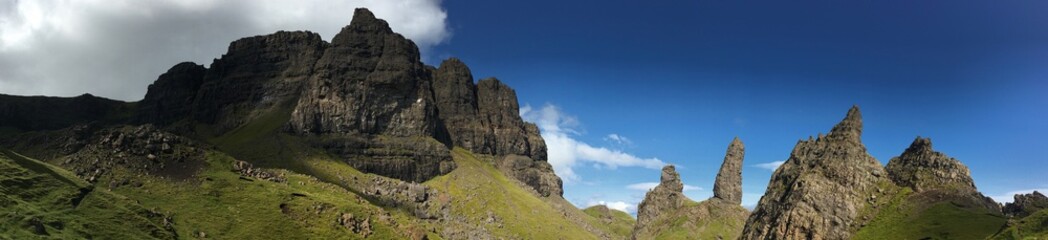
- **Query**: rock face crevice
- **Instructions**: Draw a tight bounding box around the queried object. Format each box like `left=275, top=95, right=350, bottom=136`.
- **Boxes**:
left=742, top=106, right=889, bottom=240
left=713, top=137, right=744, bottom=204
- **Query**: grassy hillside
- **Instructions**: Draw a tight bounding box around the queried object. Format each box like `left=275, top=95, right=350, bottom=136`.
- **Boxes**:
left=991, top=209, right=1048, bottom=240
left=421, top=148, right=600, bottom=239
left=855, top=188, right=1007, bottom=240
left=0, top=150, right=175, bottom=239
left=107, top=150, right=433, bottom=239
left=583, top=205, right=636, bottom=237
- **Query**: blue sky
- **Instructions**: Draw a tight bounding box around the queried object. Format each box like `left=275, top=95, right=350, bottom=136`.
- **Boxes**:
left=427, top=0, right=1048, bottom=213
left=2, top=0, right=1044, bottom=215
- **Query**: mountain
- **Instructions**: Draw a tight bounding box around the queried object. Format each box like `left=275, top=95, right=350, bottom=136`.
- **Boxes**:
left=0, top=8, right=613, bottom=239
left=743, top=106, right=1016, bottom=240
left=632, top=138, right=749, bottom=240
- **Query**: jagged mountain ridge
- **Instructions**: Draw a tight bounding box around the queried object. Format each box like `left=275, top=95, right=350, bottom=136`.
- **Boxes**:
left=743, top=106, right=1009, bottom=240
left=0, top=8, right=592, bottom=239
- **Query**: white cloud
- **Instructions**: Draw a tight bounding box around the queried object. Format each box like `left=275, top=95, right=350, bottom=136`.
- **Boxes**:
left=605, top=134, right=633, bottom=146
left=521, top=103, right=665, bottom=183
left=0, top=0, right=450, bottom=101
left=989, top=189, right=1048, bottom=204
left=626, top=182, right=702, bottom=191
left=754, top=161, right=785, bottom=171
left=586, top=200, right=636, bottom=214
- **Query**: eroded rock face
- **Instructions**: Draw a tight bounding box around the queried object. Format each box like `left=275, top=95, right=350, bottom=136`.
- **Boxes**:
left=633, top=165, right=685, bottom=238
left=194, top=30, right=328, bottom=133
left=288, top=8, right=438, bottom=137
left=136, top=62, right=207, bottom=125
left=1004, top=191, right=1048, bottom=218
left=713, top=137, right=744, bottom=204
left=886, top=137, right=977, bottom=193
left=742, top=106, right=889, bottom=240
left=429, top=58, right=557, bottom=194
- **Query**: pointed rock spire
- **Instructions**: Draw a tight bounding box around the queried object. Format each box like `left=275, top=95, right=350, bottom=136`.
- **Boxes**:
left=829, top=105, right=863, bottom=141
left=713, top=137, right=744, bottom=204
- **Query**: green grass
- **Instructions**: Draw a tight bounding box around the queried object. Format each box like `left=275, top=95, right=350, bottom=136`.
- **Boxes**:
left=991, top=209, right=1048, bottom=240
left=108, top=150, right=430, bottom=239
left=582, top=205, right=636, bottom=237
left=422, top=148, right=600, bottom=239
left=0, top=150, right=175, bottom=239
left=855, top=188, right=1007, bottom=240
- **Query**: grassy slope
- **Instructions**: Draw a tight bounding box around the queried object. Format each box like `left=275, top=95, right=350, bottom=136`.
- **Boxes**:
left=0, top=150, right=174, bottom=239
left=583, top=205, right=637, bottom=237
left=855, top=187, right=1007, bottom=240
left=108, top=150, right=430, bottom=239
left=422, top=148, right=599, bottom=239
left=991, top=209, right=1048, bottom=240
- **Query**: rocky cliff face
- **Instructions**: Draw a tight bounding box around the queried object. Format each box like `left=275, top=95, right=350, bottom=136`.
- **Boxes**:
left=288, top=9, right=437, bottom=137
left=136, top=62, right=207, bottom=125
left=1004, top=191, right=1048, bottom=218
left=633, top=165, right=685, bottom=238
left=430, top=59, right=556, bottom=195
left=886, top=137, right=977, bottom=193
left=743, top=106, right=889, bottom=240
left=713, top=137, right=744, bottom=205
left=193, top=30, right=328, bottom=132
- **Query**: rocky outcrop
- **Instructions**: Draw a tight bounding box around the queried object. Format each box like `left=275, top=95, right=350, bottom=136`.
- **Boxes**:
left=430, top=58, right=556, bottom=195
left=743, top=106, right=890, bottom=240
left=633, top=165, right=685, bottom=238
left=633, top=157, right=750, bottom=240
left=495, top=155, right=562, bottom=197
left=886, top=137, right=977, bottom=193
left=713, top=137, right=744, bottom=204
left=1003, top=191, right=1048, bottom=218
left=61, top=125, right=207, bottom=182
left=193, top=30, right=328, bottom=132
left=136, top=62, right=207, bottom=125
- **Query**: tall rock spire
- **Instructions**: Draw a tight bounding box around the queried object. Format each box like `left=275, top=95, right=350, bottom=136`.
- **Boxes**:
left=713, top=137, right=744, bottom=204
